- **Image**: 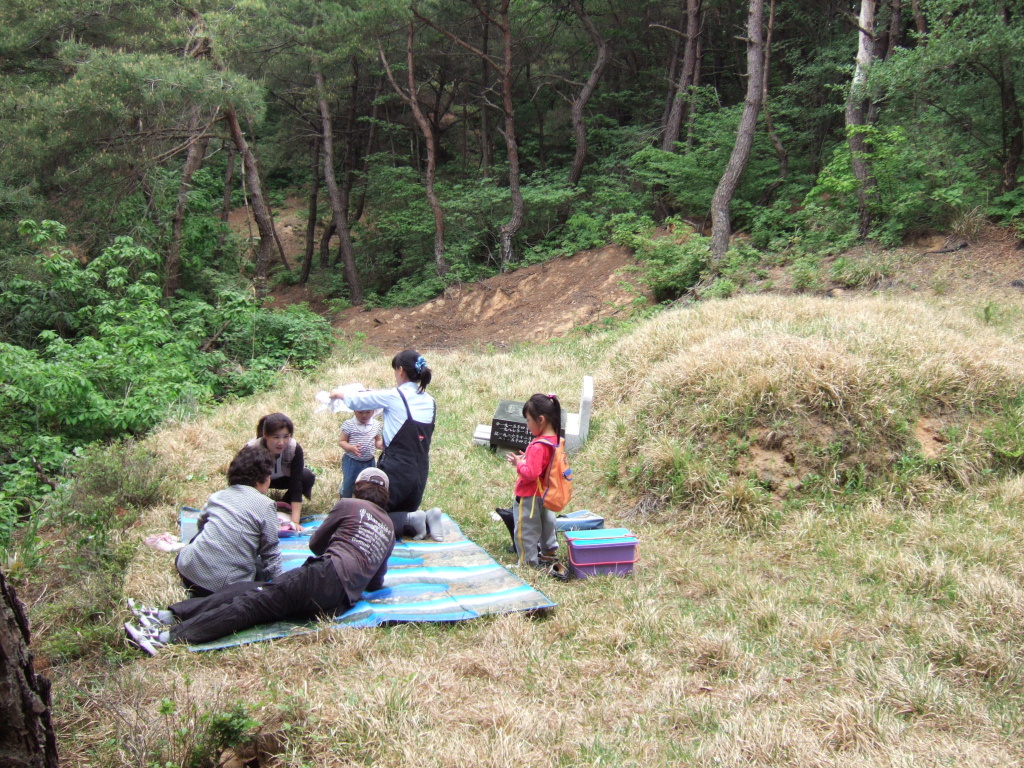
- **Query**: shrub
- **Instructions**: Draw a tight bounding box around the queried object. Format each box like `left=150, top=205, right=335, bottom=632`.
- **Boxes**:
left=636, top=236, right=710, bottom=302
left=0, top=223, right=334, bottom=540
left=221, top=303, right=333, bottom=369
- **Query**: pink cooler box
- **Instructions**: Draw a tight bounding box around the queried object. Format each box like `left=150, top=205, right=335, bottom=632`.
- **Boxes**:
left=564, top=528, right=638, bottom=578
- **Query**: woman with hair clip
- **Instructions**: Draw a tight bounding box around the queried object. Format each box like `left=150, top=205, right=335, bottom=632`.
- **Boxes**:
left=329, top=349, right=442, bottom=541
left=247, top=412, right=316, bottom=529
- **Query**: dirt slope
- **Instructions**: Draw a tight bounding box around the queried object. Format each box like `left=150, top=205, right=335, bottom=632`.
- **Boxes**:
left=330, top=244, right=647, bottom=350
left=233, top=200, right=1024, bottom=351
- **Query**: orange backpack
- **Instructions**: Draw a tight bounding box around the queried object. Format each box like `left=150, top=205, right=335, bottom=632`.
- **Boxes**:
left=533, top=436, right=574, bottom=512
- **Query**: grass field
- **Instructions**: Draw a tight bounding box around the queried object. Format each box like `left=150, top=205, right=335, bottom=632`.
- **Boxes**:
left=35, top=293, right=1024, bottom=767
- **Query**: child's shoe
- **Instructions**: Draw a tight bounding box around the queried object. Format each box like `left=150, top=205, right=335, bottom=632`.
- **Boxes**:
left=546, top=562, right=571, bottom=582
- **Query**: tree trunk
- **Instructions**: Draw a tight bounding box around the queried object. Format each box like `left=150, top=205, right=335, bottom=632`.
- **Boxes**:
left=845, top=0, right=878, bottom=239
left=495, top=0, right=523, bottom=270
left=758, top=0, right=788, bottom=205
left=315, top=72, right=363, bottom=305
left=164, top=108, right=211, bottom=297
left=0, top=566, right=59, bottom=768
left=709, top=0, right=765, bottom=262
left=661, top=0, right=702, bottom=152
left=910, top=0, right=927, bottom=35
left=354, top=78, right=381, bottom=222
left=338, top=58, right=361, bottom=234
left=886, top=0, right=903, bottom=57
left=567, top=0, right=609, bottom=186
left=686, top=31, right=703, bottom=150
left=997, top=80, right=1023, bottom=196
left=997, top=4, right=1022, bottom=194
left=214, top=141, right=236, bottom=257
left=224, top=107, right=279, bottom=281
left=659, top=14, right=683, bottom=131
left=320, top=221, right=335, bottom=270
left=242, top=127, right=291, bottom=272
left=380, top=25, right=449, bottom=276
left=265, top=202, right=291, bottom=271
left=479, top=11, right=492, bottom=178
left=300, top=138, right=320, bottom=285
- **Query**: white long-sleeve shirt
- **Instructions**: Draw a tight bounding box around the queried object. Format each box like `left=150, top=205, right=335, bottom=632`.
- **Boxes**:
left=345, top=382, right=435, bottom=446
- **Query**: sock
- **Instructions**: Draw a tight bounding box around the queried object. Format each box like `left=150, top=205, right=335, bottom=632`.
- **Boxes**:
left=156, top=610, right=176, bottom=626
left=406, top=510, right=427, bottom=540
left=425, top=507, right=445, bottom=542
left=157, top=630, right=171, bottom=644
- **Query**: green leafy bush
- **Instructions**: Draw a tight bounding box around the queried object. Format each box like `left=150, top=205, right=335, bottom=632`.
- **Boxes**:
left=0, top=222, right=334, bottom=542
left=636, top=236, right=710, bottom=302
left=221, top=303, right=333, bottom=370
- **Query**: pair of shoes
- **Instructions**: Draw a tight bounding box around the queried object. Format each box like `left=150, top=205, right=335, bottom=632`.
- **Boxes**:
left=127, top=598, right=175, bottom=627
left=538, top=551, right=558, bottom=565
left=546, top=562, right=570, bottom=582
left=124, top=622, right=167, bottom=656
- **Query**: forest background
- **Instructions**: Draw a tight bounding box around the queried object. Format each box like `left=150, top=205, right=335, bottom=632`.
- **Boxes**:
left=2, top=0, right=1023, bottom=575
left=3, top=1, right=1024, bottom=764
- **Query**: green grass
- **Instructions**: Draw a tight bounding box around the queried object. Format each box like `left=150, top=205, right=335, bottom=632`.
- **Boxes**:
left=26, top=292, right=1024, bottom=767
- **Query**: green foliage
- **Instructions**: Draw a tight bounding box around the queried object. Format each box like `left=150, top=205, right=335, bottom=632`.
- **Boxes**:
left=221, top=303, right=333, bottom=370
left=629, top=230, right=710, bottom=302
left=21, top=439, right=174, bottom=661
left=989, top=188, right=1024, bottom=238
left=704, top=278, right=738, bottom=299
left=789, top=256, right=822, bottom=292
left=164, top=701, right=260, bottom=768
left=0, top=223, right=333, bottom=543
left=829, top=250, right=902, bottom=289
left=61, top=440, right=172, bottom=557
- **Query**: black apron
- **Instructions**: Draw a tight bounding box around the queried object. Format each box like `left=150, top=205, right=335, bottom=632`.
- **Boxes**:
left=378, top=389, right=435, bottom=513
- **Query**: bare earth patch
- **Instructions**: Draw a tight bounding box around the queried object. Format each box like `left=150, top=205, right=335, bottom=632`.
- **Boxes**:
left=915, top=417, right=948, bottom=461
left=332, top=244, right=648, bottom=350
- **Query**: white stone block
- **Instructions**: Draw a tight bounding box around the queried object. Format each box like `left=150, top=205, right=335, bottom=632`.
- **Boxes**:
left=564, top=375, right=593, bottom=454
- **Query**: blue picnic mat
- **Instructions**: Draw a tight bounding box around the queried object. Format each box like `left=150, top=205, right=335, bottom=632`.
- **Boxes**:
left=179, top=506, right=555, bottom=651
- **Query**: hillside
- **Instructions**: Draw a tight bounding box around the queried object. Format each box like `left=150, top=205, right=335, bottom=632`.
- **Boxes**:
left=255, top=197, right=1024, bottom=350
left=28, top=213, right=1024, bottom=768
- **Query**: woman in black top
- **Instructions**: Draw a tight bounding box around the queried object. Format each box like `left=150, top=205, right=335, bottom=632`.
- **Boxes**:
left=247, top=412, right=316, bottom=528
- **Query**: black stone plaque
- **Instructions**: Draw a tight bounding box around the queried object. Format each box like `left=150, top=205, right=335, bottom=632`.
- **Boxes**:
left=489, top=399, right=567, bottom=451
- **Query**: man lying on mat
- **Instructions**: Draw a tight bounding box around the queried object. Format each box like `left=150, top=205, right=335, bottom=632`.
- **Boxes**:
left=125, top=468, right=394, bottom=655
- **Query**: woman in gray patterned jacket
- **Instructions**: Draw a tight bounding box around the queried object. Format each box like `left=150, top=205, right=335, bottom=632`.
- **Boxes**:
left=174, top=445, right=283, bottom=597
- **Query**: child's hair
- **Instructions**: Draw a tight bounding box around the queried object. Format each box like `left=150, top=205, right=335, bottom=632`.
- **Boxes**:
left=256, top=412, right=294, bottom=438
left=353, top=480, right=389, bottom=509
left=392, top=348, right=432, bottom=393
left=522, top=393, right=562, bottom=438
left=227, top=445, right=276, bottom=487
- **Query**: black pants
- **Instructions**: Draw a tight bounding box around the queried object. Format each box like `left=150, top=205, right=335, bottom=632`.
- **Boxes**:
left=270, top=467, right=316, bottom=504
left=168, top=558, right=349, bottom=645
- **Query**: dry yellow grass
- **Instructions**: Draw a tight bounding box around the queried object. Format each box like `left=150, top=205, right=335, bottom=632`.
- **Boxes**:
left=48, top=293, right=1024, bottom=767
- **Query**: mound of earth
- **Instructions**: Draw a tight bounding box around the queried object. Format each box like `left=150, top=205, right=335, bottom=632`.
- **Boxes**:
left=330, top=245, right=647, bottom=350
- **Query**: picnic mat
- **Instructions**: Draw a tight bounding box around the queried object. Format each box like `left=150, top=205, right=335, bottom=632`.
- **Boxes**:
left=179, top=506, right=555, bottom=651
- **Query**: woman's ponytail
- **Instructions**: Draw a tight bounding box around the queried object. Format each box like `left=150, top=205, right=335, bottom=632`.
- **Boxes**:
left=392, top=348, right=432, bottom=393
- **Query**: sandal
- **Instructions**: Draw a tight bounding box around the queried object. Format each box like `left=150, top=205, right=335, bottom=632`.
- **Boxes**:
left=546, top=562, right=570, bottom=582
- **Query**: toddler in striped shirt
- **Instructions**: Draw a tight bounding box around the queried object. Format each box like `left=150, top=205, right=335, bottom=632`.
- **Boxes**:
left=338, top=409, right=383, bottom=498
